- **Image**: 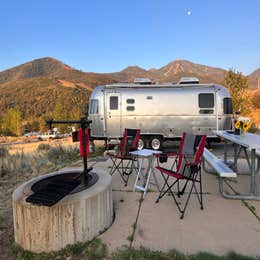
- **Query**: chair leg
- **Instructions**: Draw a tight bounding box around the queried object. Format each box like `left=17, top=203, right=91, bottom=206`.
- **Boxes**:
left=178, top=179, right=189, bottom=196
left=177, top=180, right=180, bottom=197
left=180, top=179, right=197, bottom=219
left=155, top=167, right=204, bottom=219
left=155, top=172, right=186, bottom=218
left=156, top=174, right=178, bottom=203
left=191, top=171, right=203, bottom=209
left=156, top=174, right=169, bottom=203
left=109, top=157, right=118, bottom=176
left=199, top=171, right=203, bottom=210
left=112, top=159, right=136, bottom=186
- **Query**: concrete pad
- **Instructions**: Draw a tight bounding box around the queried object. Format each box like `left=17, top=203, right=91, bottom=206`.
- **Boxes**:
left=99, top=191, right=141, bottom=253
left=133, top=193, right=260, bottom=257
left=245, top=199, right=260, bottom=219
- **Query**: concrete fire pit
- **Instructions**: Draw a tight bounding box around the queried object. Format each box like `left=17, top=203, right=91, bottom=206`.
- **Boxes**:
left=12, top=169, right=113, bottom=253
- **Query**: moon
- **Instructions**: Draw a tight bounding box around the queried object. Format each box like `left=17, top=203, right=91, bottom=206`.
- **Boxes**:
left=187, top=11, right=191, bottom=16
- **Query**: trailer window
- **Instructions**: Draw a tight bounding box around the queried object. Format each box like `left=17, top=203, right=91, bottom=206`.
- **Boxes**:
left=199, top=93, right=214, bottom=108
left=89, top=99, right=98, bottom=114
left=223, top=97, right=233, bottom=114
left=110, top=96, right=118, bottom=110
left=127, top=98, right=135, bottom=104
left=127, top=106, right=135, bottom=111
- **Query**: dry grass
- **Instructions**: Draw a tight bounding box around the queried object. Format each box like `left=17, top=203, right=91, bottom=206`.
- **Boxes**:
left=0, top=140, right=82, bottom=259
left=0, top=136, right=75, bottom=154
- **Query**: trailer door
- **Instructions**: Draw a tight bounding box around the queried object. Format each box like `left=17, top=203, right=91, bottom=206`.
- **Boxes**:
left=196, top=93, right=216, bottom=136
left=106, top=92, right=122, bottom=137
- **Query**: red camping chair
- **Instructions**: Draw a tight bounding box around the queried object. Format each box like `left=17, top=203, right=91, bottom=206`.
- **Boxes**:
left=156, top=132, right=196, bottom=174
left=106, top=128, right=141, bottom=186
left=155, top=134, right=207, bottom=219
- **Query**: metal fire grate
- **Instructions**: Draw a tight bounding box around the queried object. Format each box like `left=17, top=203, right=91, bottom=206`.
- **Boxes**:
left=26, top=170, right=98, bottom=207
left=26, top=173, right=81, bottom=207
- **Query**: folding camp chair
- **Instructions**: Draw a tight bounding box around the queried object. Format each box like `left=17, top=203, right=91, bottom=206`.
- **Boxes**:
left=106, top=128, right=141, bottom=186
left=155, top=132, right=197, bottom=173
left=155, top=134, right=207, bottom=219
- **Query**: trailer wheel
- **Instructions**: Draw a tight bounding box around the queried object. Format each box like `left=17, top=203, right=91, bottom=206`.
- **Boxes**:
left=150, top=136, right=162, bottom=150
left=138, top=138, right=145, bottom=150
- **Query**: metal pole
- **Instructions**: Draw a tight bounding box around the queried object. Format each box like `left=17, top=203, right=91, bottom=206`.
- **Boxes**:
left=46, top=118, right=92, bottom=187
left=81, top=119, right=88, bottom=186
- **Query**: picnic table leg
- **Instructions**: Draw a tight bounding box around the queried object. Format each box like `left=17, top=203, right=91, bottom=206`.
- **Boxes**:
left=250, top=149, right=256, bottom=195
left=224, top=139, right=228, bottom=163
left=257, top=157, right=260, bottom=172
left=233, top=143, right=238, bottom=171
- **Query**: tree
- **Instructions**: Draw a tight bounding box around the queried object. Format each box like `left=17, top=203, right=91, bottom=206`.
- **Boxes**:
left=0, top=107, right=23, bottom=136
left=39, top=115, right=51, bottom=133
left=251, top=90, right=260, bottom=109
left=52, top=102, right=69, bottom=133
left=224, top=69, right=251, bottom=115
left=23, top=119, right=40, bottom=132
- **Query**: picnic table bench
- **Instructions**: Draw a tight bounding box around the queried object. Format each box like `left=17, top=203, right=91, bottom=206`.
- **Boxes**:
left=203, top=148, right=237, bottom=178
left=202, top=147, right=238, bottom=199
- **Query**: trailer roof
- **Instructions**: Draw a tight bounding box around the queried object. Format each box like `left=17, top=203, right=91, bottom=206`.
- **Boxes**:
left=105, top=82, right=216, bottom=89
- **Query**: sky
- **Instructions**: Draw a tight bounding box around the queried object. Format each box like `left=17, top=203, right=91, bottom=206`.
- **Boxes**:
left=0, top=0, right=260, bottom=75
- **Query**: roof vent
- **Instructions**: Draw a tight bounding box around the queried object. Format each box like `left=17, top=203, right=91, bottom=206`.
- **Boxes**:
left=179, top=77, right=199, bottom=84
left=133, top=78, right=152, bottom=85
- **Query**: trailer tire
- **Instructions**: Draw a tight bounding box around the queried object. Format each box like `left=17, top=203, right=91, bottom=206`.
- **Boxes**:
left=149, top=136, right=162, bottom=150
left=138, top=138, right=145, bottom=150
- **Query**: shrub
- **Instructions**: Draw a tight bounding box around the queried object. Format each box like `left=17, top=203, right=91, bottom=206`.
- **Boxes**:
left=0, top=146, right=9, bottom=157
left=251, top=90, right=260, bottom=109
left=37, top=143, right=51, bottom=152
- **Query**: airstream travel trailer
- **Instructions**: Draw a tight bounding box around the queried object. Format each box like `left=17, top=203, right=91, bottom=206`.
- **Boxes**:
left=88, top=77, right=233, bottom=149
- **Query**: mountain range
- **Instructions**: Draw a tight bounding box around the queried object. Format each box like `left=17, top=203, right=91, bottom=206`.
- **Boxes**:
left=0, top=57, right=259, bottom=122
left=1, top=57, right=259, bottom=88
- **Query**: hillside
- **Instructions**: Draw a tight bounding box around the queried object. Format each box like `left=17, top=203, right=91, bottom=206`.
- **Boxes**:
left=108, top=60, right=227, bottom=85
left=0, top=58, right=116, bottom=123
left=109, top=66, right=157, bottom=82
left=248, top=68, right=260, bottom=89
left=0, top=57, right=259, bottom=134
left=0, top=57, right=116, bottom=88
left=0, top=77, right=90, bottom=119
left=110, top=60, right=260, bottom=89
left=158, top=60, right=226, bottom=84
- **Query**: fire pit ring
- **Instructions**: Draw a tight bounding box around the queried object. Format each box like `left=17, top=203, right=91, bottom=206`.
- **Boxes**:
left=12, top=169, right=113, bottom=253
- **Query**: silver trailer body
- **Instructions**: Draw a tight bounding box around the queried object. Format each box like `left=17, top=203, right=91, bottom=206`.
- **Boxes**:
left=88, top=82, right=233, bottom=148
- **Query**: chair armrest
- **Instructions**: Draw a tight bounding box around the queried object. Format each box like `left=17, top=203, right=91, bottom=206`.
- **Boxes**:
left=104, top=143, right=120, bottom=149
left=155, top=152, right=179, bottom=164
left=154, top=152, right=178, bottom=158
